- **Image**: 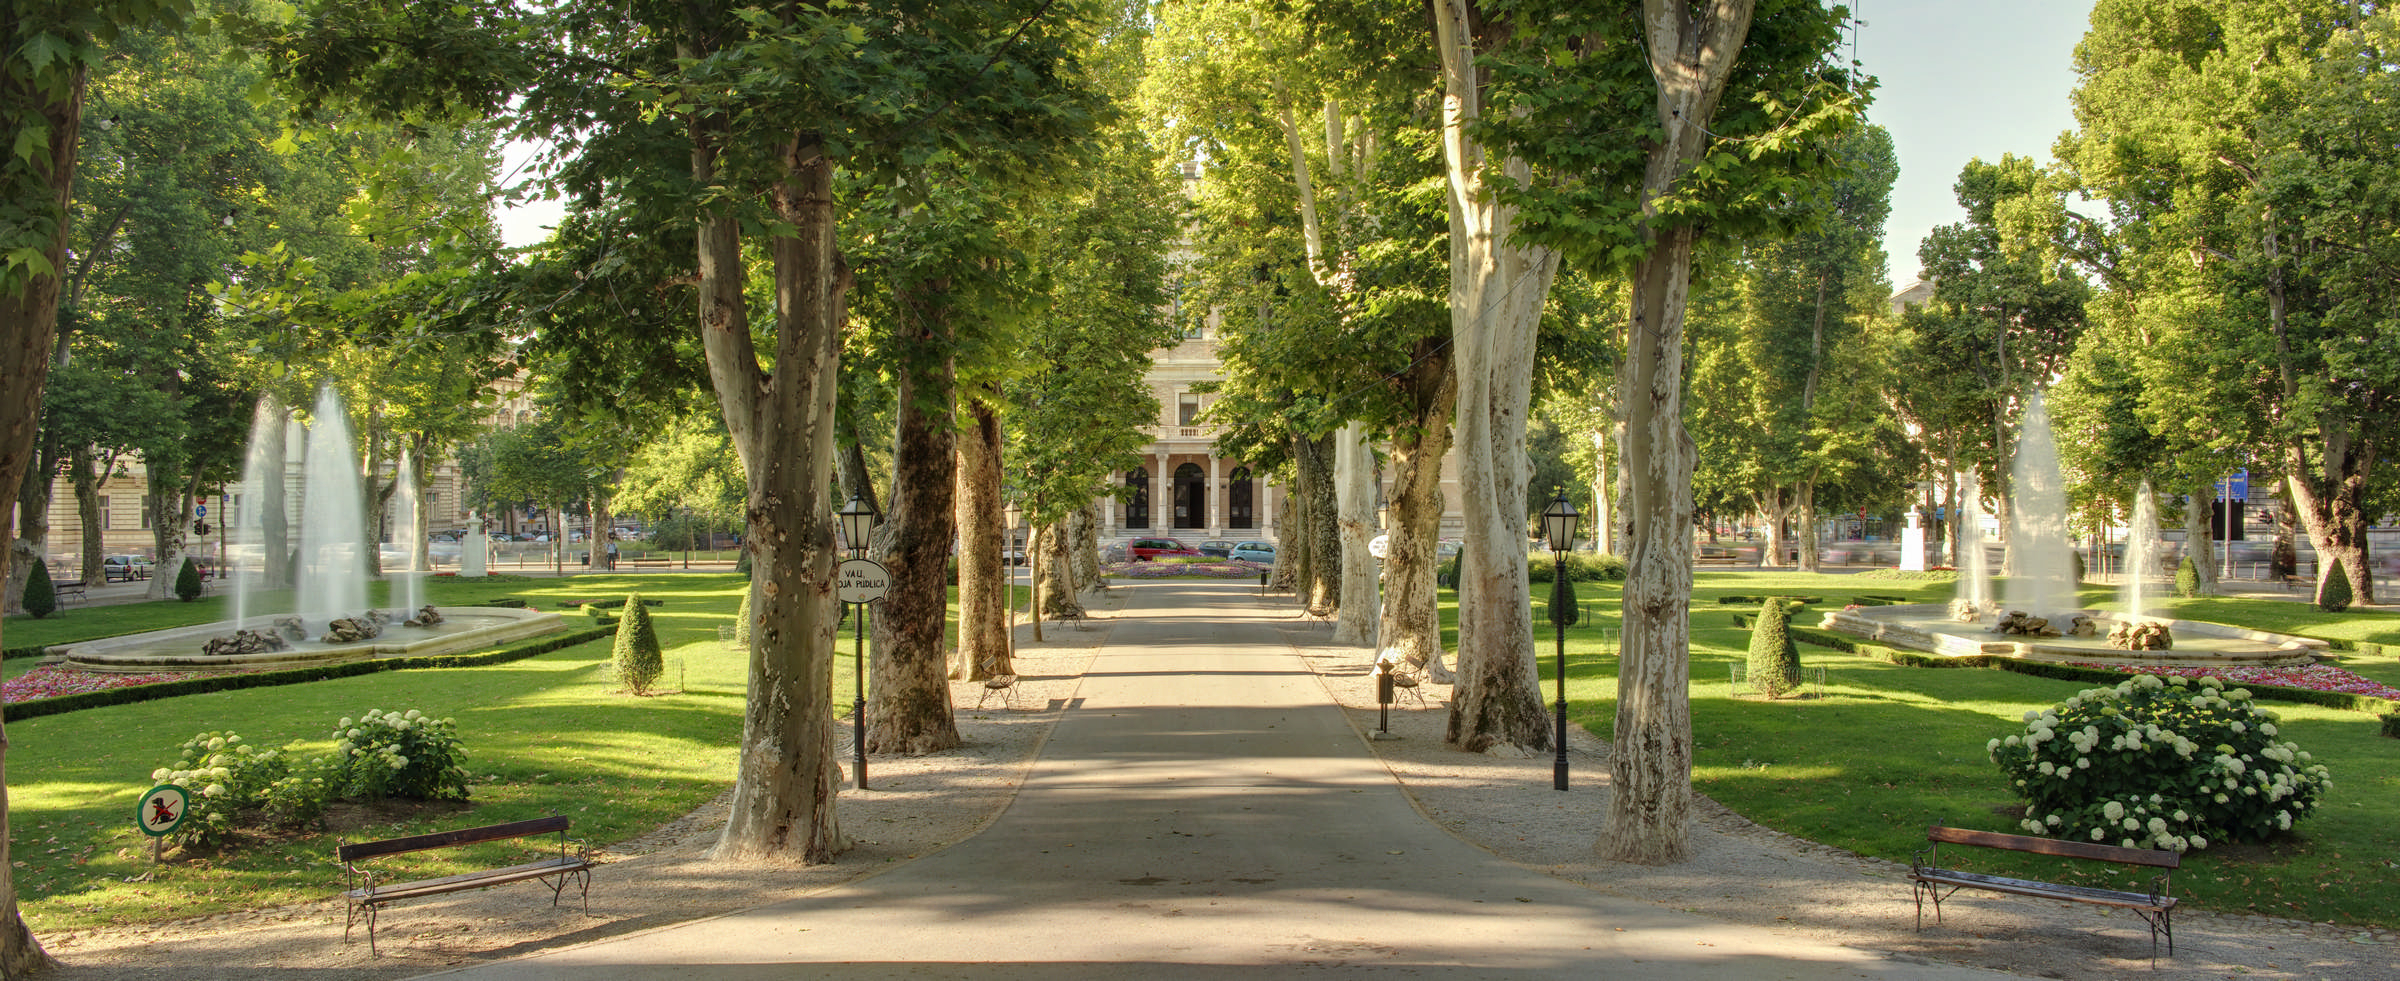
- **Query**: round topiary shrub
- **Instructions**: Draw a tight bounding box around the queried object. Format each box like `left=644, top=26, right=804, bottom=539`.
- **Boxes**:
left=332, top=709, right=469, bottom=801
left=174, top=557, right=204, bottom=602
left=1746, top=598, right=1802, bottom=698
left=1988, top=674, right=2331, bottom=852
left=1545, top=574, right=1578, bottom=627
left=22, top=561, right=57, bottom=619
left=614, top=593, right=665, bottom=694
left=2174, top=556, right=2200, bottom=598
left=2318, top=559, right=2352, bottom=613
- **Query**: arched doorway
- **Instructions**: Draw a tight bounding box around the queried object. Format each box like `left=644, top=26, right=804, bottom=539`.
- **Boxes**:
left=1173, top=463, right=1205, bottom=530
left=1125, top=468, right=1151, bottom=529
left=1229, top=467, right=1254, bottom=529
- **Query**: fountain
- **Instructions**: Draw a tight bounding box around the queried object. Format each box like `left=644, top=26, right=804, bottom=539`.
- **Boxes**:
left=53, top=385, right=562, bottom=675
left=393, top=447, right=425, bottom=618
left=1950, top=469, right=1993, bottom=622
left=1826, top=389, right=2324, bottom=668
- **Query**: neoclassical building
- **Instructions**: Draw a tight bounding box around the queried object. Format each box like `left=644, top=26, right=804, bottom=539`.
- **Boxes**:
left=1100, top=328, right=1281, bottom=542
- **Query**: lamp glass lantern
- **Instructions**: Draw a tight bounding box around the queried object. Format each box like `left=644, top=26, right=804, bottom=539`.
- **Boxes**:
left=1541, top=489, right=1579, bottom=791
left=838, top=494, right=878, bottom=555
left=1541, top=492, right=1579, bottom=552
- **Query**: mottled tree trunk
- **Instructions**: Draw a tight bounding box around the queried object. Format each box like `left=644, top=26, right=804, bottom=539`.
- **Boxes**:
left=143, top=471, right=196, bottom=602
left=1069, top=502, right=1104, bottom=595
left=951, top=388, right=1008, bottom=680
left=2286, top=438, right=2379, bottom=606
left=1795, top=477, right=1820, bottom=573
left=256, top=401, right=291, bottom=587
left=1037, top=523, right=1082, bottom=620
left=2, top=443, right=47, bottom=615
left=703, top=127, right=846, bottom=865
left=72, top=448, right=101, bottom=586
left=1331, top=422, right=1380, bottom=646
left=1379, top=376, right=1456, bottom=682
left=866, top=319, right=961, bottom=755
left=1293, top=434, right=1340, bottom=616
left=1435, top=0, right=1556, bottom=756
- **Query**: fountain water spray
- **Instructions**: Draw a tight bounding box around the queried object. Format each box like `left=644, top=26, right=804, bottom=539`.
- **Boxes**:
left=2005, top=390, right=2078, bottom=623
left=1956, top=469, right=1992, bottom=618
left=2123, top=481, right=2164, bottom=622
left=394, top=448, right=424, bottom=617
left=231, top=396, right=283, bottom=627
left=294, top=384, right=368, bottom=630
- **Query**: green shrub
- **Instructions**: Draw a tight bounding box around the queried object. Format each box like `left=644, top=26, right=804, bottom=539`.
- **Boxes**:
left=2381, top=713, right=2400, bottom=740
left=2175, top=556, right=2200, bottom=598
left=1527, top=551, right=1628, bottom=583
left=174, top=558, right=203, bottom=602
left=734, top=548, right=753, bottom=576
left=151, top=731, right=293, bottom=849
left=1745, top=599, right=1802, bottom=698
left=2071, top=550, right=2087, bottom=583
left=1989, top=675, right=2332, bottom=851
left=2318, top=559, right=2352, bottom=613
left=1546, top=575, right=1579, bottom=627
left=613, top=594, right=665, bottom=694
left=21, top=562, right=56, bottom=619
left=332, top=709, right=470, bottom=801
left=734, top=587, right=753, bottom=647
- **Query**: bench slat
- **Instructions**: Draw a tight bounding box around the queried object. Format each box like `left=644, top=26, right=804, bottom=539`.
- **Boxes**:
left=347, top=857, right=590, bottom=904
left=1911, top=868, right=2174, bottom=911
left=338, top=816, right=571, bottom=862
left=1926, top=825, right=2179, bottom=869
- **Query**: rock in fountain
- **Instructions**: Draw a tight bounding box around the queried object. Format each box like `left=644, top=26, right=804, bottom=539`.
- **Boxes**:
left=1948, top=598, right=1993, bottom=623
left=402, top=605, right=445, bottom=628
left=1990, top=610, right=2061, bottom=637
left=2109, top=620, right=2174, bottom=651
left=320, top=610, right=392, bottom=645
left=274, top=616, right=307, bottom=642
left=203, top=629, right=293, bottom=657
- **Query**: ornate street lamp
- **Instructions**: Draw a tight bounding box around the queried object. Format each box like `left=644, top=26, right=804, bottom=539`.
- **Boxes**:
left=1540, top=489, right=1580, bottom=791
left=1003, top=500, right=1022, bottom=659
left=837, top=493, right=878, bottom=789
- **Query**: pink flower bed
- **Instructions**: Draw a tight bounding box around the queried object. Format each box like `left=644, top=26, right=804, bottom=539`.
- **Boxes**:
left=2, top=664, right=206, bottom=704
left=2065, top=661, right=2400, bottom=701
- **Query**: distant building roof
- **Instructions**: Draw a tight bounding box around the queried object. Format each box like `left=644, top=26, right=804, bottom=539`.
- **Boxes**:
left=1888, top=279, right=1936, bottom=316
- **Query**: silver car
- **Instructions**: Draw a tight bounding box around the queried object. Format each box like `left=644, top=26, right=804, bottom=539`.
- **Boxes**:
left=1228, top=541, right=1276, bottom=563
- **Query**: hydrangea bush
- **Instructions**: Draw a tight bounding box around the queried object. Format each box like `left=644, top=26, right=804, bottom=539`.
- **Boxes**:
left=150, top=731, right=294, bottom=848
left=334, top=709, right=469, bottom=801
left=1989, top=674, right=2332, bottom=852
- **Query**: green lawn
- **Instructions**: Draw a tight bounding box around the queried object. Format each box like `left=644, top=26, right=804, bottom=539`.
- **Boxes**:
left=1519, top=570, right=2400, bottom=929
left=1, top=572, right=1041, bottom=933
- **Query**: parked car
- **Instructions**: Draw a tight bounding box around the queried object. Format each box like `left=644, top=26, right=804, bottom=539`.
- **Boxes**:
left=1196, top=539, right=1235, bottom=558
left=102, top=555, right=151, bottom=582
left=1229, top=541, right=1276, bottom=563
left=1128, top=537, right=1204, bottom=561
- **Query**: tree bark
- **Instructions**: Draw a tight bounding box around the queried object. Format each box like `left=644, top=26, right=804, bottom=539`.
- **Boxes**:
left=1795, top=476, right=1820, bottom=573
left=1602, top=0, right=1760, bottom=866
left=951, top=386, right=1008, bottom=680
left=2, top=441, right=48, bottom=615
left=1378, top=362, right=1457, bottom=682
left=701, top=122, right=846, bottom=864
left=73, top=448, right=102, bottom=587
left=2182, top=477, right=2218, bottom=594
left=2284, top=437, right=2378, bottom=606
left=257, top=400, right=291, bottom=587
left=1435, top=0, right=1556, bottom=755
left=1068, top=501, right=1104, bottom=595
left=866, top=314, right=961, bottom=755
left=1293, top=433, right=1340, bottom=616
left=1331, top=422, right=1380, bottom=646
left=0, top=47, right=81, bottom=979
left=1037, top=522, right=1082, bottom=620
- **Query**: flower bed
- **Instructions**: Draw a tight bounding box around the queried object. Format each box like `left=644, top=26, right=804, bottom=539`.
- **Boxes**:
left=1105, top=560, right=1269, bottom=580
left=3, top=664, right=214, bottom=704
left=2065, top=661, right=2400, bottom=701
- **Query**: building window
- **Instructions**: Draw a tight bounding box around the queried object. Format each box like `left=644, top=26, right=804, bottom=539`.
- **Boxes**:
left=141, top=494, right=153, bottom=530
left=1125, top=469, right=1151, bottom=529
left=1174, top=462, right=1205, bottom=529
left=99, top=495, right=111, bottom=531
left=1178, top=393, right=1201, bottom=427
left=1229, top=467, right=1254, bottom=529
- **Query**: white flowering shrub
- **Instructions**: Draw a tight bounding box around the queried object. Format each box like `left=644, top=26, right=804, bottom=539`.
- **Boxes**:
left=151, top=731, right=290, bottom=848
left=333, top=709, right=469, bottom=801
left=1989, top=674, right=2332, bottom=852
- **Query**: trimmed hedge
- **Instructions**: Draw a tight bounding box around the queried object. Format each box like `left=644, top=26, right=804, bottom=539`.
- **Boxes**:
left=3, top=624, right=616, bottom=723
left=4, top=646, right=47, bottom=661
left=1715, top=594, right=1822, bottom=606
left=2382, top=713, right=2399, bottom=739
left=1847, top=594, right=1910, bottom=606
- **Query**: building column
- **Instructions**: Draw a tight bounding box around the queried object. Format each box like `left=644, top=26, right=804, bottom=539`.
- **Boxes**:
left=1260, top=473, right=1276, bottom=539
left=1156, top=450, right=1171, bottom=529
left=1206, top=452, right=1220, bottom=535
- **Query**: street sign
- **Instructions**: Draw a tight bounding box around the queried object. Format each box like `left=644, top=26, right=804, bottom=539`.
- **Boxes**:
left=137, top=785, right=190, bottom=837
left=1368, top=534, right=1390, bottom=559
left=836, top=558, right=890, bottom=604
left=194, top=504, right=206, bottom=518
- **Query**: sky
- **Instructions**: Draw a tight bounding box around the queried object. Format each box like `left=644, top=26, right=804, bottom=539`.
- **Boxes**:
left=497, top=1, right=2101, bottom=293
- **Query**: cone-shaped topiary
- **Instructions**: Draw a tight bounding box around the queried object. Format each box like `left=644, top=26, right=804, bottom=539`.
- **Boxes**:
left=1746, top=598, right=1802, bottom=698
left=2319, top=559, right=2353, bottom=613
left=2071, top=549, right=2087, bottom=583
left=1545, top=573, right=1578, bottom=627
left=613, top=593, right=665, bottom=694
left=733, top=587, right=752, bottom=647
left=174, top=557, right=203, bottom=602
left=22, top=561, right=57, bottom=618
left=2175, top=556, right=2200, bottom=598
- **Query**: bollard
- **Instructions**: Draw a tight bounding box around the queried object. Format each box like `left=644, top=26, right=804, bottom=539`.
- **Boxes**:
left=1375, top=663, right=1395, bottom=735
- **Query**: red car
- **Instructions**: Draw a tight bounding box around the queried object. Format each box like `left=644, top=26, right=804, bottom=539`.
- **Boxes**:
left=1128, top=537, right=1205, bottom=561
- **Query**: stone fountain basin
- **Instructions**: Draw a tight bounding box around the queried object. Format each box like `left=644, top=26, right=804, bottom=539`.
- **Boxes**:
left=1820, top=603, right=2327, bottom=668
left=49, top=607, right=568, bottom=675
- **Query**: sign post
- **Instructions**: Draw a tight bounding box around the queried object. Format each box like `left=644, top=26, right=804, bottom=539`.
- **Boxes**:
left=836, top=557, right=889, bottom=789
left=137, top=784, right=190, bottom=862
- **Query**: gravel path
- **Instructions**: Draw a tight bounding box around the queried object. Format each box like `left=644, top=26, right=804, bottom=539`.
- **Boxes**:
left=36, top=582, right=2398, bottom=980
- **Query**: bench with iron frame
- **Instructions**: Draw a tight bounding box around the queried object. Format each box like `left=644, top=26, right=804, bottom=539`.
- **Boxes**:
left=1909, top=825, right=2178, bottom=964
left=338, top=815, right=592, bottom=955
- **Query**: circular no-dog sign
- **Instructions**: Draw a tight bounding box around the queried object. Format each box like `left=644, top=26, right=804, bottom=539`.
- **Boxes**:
left=836, top=558, right=891, bottom=604
left=137, top=785, right=190, bottom=837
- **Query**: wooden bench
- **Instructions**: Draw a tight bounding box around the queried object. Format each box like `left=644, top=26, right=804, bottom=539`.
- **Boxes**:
left=339, top=815, right=593, bottom=955
left=1695, top=556, right=1745, bottom=567
left=49, top=570, right=85, bottom=605
left=976, top=674, right=1019, bottom=710
left=624, top=556, right=672, bottom=568
left=1909, top=825, right=2178, bottom=963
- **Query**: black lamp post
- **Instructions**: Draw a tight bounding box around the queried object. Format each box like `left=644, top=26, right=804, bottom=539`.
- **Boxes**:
left=1003, top=500, right=1022, bottom=661
left=837, top=493, right=879, bottom=790
left=1540, top=490, right=1580, bottom=791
